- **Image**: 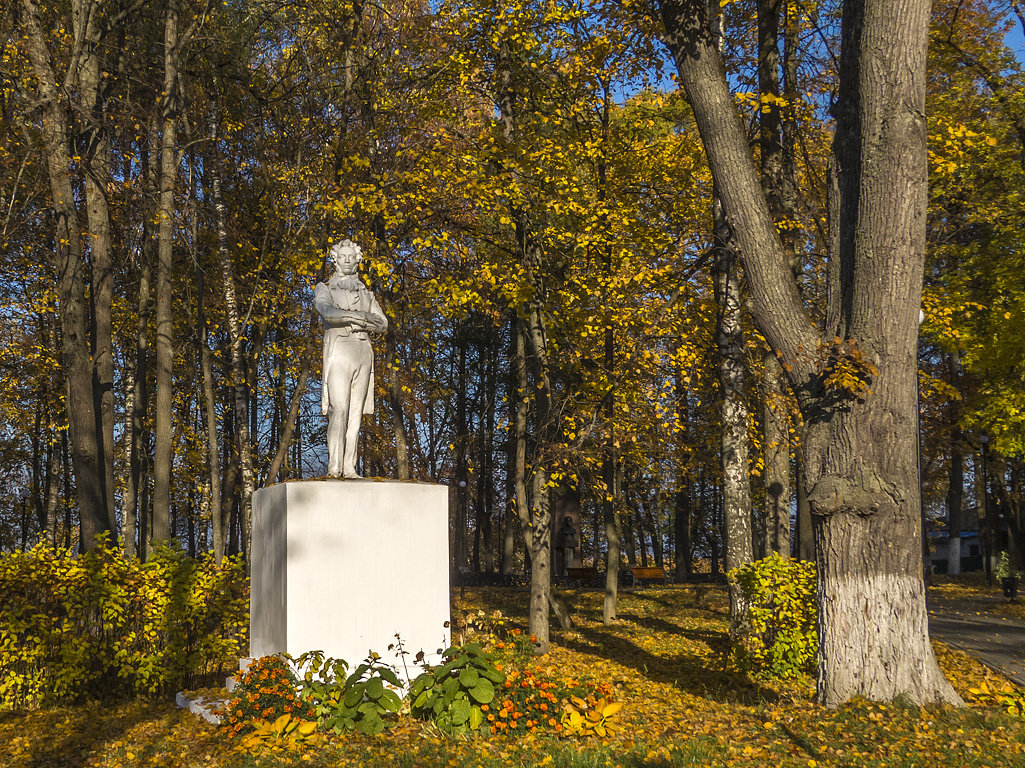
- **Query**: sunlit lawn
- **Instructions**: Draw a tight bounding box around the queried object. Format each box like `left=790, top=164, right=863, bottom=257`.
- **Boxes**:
left=2, top=583, right=1024, bottom=767
left=928, top=572, right=1025, bottom=621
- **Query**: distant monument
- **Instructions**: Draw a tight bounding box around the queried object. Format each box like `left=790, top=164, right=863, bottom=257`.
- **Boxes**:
left=314, top=240, right=388, bottom=477
left=248, top=240, right=449, bottom=680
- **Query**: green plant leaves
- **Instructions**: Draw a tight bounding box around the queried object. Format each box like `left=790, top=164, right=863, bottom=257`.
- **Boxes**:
left=468, top=678, right=495, bottom=704
left=409, top=642, right=506, bottom=736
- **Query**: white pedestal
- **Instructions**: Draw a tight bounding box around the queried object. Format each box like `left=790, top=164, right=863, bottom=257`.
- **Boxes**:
left=250, top=479, right=450, bottom=676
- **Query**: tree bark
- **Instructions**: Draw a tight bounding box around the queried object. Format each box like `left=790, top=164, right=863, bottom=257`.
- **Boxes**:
left=19, top=0, right=109, bottom=550
left=661, top=0, right=960, bottom=705
left=946, top=352, right=964, bottom=575
left=795, top=439, right=814, bottom=560
left=763, top=354, right=791, bottom=555
left=383, top=296, right=411, bottom=479
left=197, top=249, right=224, bottom=562
left=674, top=370, right=693, bottom=581
left=713, top=206, right=754, bottom=634
left=497, top=39, right=556, bottom=653
left=78, top=19, right=117, bottom=535
left=207, top=98, right=256, bottom=556
left=151, top=0, right=179, bottom=547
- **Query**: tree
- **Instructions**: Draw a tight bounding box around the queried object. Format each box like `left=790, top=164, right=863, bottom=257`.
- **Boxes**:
left=660, top=0, right=961, bottom=705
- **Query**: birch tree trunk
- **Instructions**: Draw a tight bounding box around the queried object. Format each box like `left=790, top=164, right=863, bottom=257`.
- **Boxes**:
left=713, top=227, right=754, bottom=634
left=208, top=99, right=256, bottom=555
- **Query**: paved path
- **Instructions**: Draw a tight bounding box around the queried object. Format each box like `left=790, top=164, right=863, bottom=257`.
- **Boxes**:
left=928, top=596, right=1025, bottom=686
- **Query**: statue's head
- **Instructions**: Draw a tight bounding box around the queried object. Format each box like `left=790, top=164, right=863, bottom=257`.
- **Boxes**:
left=330, top=239, right=362, bottom=275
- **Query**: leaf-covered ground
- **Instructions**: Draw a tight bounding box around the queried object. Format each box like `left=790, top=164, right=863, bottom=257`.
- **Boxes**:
left=928, top=573, right=1025, bottom=621
left=3, top=584, right=1025, bottom=768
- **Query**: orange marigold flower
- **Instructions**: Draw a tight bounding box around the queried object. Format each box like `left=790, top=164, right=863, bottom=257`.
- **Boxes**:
left=512, top=628, right=521, bottom=635
left=481, top=704, right=489, bottom=712
left=487, top=714, right=495, bottom=722
left=548, top=718, right=556, bottom=727
left=529, top=634, right=537, bottom=643
left=539, top=703, right=547, bottom=712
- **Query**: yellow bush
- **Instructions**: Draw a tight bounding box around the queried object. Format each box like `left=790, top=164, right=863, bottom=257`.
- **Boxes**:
left=728, top=553, right=817, bottom=679
left=0, top=538, right=248, bottom=708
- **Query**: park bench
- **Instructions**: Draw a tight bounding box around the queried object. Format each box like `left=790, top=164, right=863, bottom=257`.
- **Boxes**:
left=566, top=566, right=601, bottom=584
left=629, top=566, right=668, bottom=586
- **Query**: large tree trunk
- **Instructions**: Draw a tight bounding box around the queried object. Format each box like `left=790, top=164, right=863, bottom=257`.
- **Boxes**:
left=713, top=210, right=754, bottom=634
left=661, top=0, right=960, bottom=705
left=497, top=40, right=556, bottom=653
left=757, top=0, right=793, bottom=558
left=20, top=0, right=109, bottom=550
left=151, top=0, right=179, bottom=546
left=78, top=27, right=117, bottom=538
left=603, top=449, right=623, bottom=623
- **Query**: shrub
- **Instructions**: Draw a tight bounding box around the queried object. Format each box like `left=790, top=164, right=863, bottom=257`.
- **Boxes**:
left=409, top=642, right=505, bottom=736
left=0, top=538, right=248, bottom=708
left=296, top=650, right=403, bottom=735
left=728, top=553, right=817, bottom=679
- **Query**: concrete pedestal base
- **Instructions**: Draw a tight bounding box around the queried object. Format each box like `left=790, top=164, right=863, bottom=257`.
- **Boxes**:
left=250, top=479, right=450, bottom=676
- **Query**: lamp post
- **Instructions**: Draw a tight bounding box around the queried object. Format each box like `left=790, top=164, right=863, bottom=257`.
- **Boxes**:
left=981, top=432, right=992, bottom=584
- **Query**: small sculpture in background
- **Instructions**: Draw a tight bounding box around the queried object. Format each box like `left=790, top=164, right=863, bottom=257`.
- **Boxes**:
left=556, top=516, right=579, bottom=576
left=314, top=240, right=388, bottom=477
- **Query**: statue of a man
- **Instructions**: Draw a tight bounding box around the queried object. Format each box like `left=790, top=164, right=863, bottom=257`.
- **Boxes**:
left=314, top=240, right=388, bottom=477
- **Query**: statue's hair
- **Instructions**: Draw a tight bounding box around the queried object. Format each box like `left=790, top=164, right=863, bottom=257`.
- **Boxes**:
left=330, top=239, right=362, bottom=259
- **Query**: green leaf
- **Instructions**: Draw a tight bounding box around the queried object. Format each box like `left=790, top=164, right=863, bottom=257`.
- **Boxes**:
left=468, top=678, right=494, bottom=704
left=343, top=686, right=363, bottom=708
left=358, top=714, right=385, bottom=735
left=380, top=689, right=402, bottom=712
left=366, top=677, right=384, bottom=700
left=458, top=667, right=479, bottom=688
left=451, top=698, right=470, bottom=725
left=468, top=705, right=484, bottom=730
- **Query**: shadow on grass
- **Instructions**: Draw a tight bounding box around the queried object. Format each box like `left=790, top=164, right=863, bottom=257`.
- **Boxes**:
left=558, top=627, right=778, bottom=705
left=456, top=586, right=777, bottom=705
left=0, top=699, right=191, bottom=768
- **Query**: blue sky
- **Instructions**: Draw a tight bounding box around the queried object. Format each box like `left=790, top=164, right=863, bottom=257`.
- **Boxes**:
left=1008, top=21, right=1025, bottom=64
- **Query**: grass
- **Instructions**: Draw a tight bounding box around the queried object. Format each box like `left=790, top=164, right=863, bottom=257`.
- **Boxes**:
left=928, top=572, right=1025, bottom=621
left=2, top=583, right=1025, bottom=768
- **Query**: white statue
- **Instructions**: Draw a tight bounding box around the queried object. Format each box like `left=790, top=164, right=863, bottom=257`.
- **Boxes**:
left=314, top=240, right=388, bottom=477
